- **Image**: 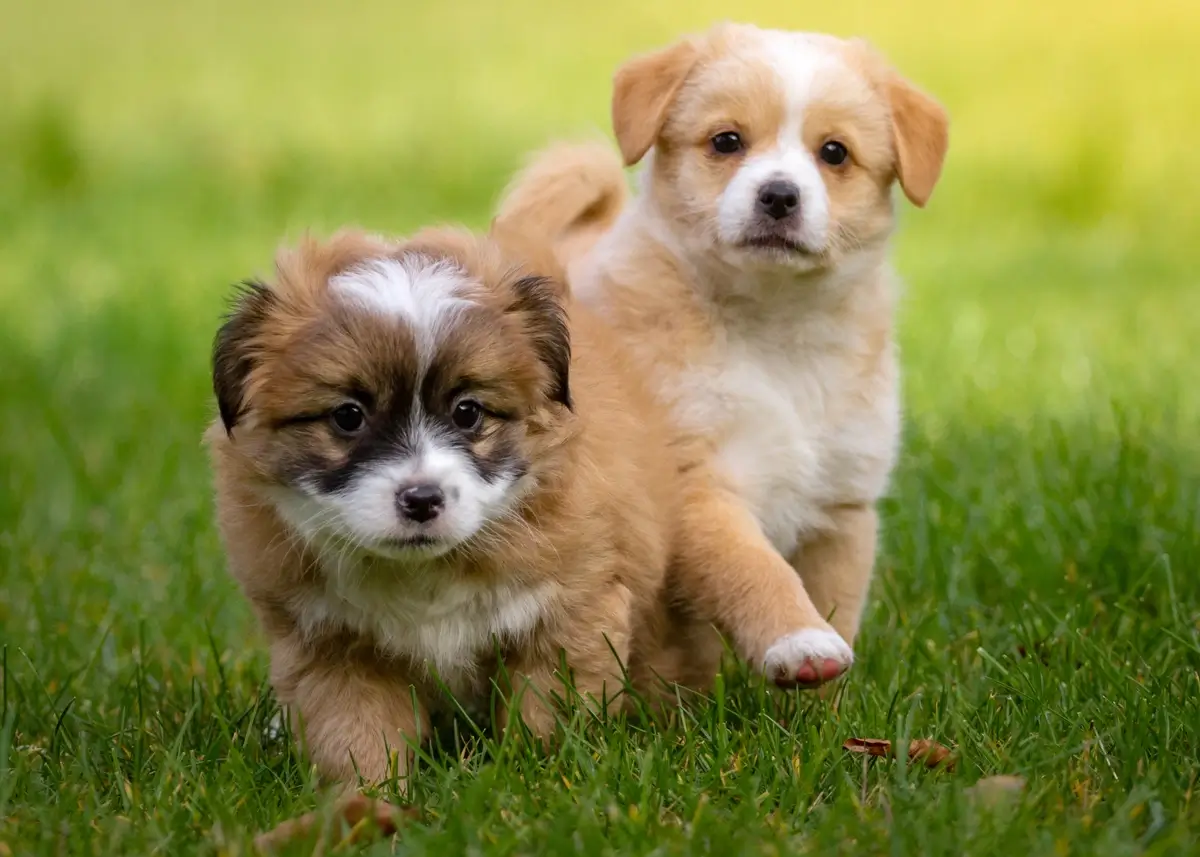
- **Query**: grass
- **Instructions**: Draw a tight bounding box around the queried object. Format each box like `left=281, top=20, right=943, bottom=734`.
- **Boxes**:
left=1, top=0, right=1198, bottom=853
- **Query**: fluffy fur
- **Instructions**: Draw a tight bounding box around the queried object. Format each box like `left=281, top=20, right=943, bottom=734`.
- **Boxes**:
left=496, top=22, right=949, bottom=688
left=207, top=227, right=714, bottom=786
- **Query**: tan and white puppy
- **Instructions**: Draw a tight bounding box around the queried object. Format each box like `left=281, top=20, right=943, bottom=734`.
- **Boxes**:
left=206, top=228, right=707, bottom=787
left=496, top=23, right=948, bottom=688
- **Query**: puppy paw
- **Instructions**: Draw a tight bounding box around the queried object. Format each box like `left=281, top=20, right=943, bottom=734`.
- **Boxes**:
left=762, top=628, right=854, bottom=689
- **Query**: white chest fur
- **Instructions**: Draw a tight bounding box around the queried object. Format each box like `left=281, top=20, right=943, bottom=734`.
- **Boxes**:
left=667, top=305, right=899, bottom=558
left=291, top=562, right=558, bottom=695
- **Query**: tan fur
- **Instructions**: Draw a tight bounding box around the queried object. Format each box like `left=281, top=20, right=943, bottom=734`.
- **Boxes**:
left=208, top=229, right=716, bottom=787
left=494, top=141, right=629, bottom=279
left=787, top=503, right=879, bottom=644
left=885, top=75, right=949, bottom=207
left=497, top=23, right=948, bottom=685
left=612, top=38, right=701, bottom=166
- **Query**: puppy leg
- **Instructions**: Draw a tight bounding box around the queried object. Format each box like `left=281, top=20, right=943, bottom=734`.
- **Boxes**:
left=500, top=584, right=634, bottom=743
left=672, top=473, right=853, bottom=688
left=498, top=662, right=561, bottom=743
left=275, top=639, right=428, bottom=787
left=631, top=603, right=725, bottom=705
left=790, top=503, right=878, bottom=647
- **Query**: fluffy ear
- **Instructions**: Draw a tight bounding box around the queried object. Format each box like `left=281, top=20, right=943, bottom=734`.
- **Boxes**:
left=508, top=274, right=572, bottom=410
left=612, top=38, right=699, bottom=166
left=887, top=75, right=949, bottom=207
left=212, top=280, right=275, bottom=433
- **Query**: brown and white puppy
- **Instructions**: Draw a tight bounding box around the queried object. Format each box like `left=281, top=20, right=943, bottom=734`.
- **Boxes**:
left=496, top=23, right=948, bottom=688
left=206, top=227, right=703, bottom=787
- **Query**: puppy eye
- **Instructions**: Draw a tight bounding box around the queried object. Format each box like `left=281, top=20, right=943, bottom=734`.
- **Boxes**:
left=330, top=403, right=366, bottom=435
left=819, top=140, right=849, bottom=166
left=710, top=132, right=744, bottom=155
left=451, top=399, right=484, bottom=432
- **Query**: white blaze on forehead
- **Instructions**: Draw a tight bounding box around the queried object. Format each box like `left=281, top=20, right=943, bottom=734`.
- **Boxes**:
left=330, top=255, right=475, bottom=362
left=716, top=30, right=845, bottom=252
left=755, top=29, right=845, bottom=96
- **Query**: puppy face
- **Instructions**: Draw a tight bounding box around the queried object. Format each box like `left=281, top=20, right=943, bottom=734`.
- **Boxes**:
left=613, top=24, right=949, bottom=274
left=212, top=230, right=571, bottom=562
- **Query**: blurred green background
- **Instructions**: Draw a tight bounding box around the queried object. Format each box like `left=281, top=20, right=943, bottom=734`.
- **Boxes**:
left=2, top=0, right=1198, bottom=853
left=2, top=0, right=1197, bottom=418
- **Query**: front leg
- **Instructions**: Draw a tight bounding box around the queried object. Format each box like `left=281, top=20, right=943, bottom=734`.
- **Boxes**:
left=788, top=503, right=878, bottom=647
left=272, top=636, right=429, bottom=788
left=671, top=469, right=854, bottom=688
left=499, top=583, right=634, bottom=743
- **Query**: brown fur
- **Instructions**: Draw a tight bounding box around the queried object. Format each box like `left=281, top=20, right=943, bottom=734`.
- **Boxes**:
left=494, top=141, right=630, bottom=280
left=497, top=23, right=948, bottom=685
left=207, top=228, right=716, bottom=787
left=885, top=74, right=949, bottom=207
left=612, top=38, right=701, bottom=165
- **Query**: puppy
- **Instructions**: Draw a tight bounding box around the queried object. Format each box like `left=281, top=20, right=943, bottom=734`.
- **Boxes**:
left=496, top=23, right=949, bottom=688
left=206, top=227, right=701, bottom=786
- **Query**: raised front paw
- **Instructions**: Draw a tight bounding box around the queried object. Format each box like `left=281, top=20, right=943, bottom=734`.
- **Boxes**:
left=762, top=627, right=854, bottom=689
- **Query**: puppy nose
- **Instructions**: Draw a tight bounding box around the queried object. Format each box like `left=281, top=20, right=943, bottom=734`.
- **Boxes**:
left=757, top=180, right=800, bottom=220
left=396, top=483, right=445, bottom=523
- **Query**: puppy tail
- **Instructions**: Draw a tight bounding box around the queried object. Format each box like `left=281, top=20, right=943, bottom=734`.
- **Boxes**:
left=493, top=140, right=628, bottom=275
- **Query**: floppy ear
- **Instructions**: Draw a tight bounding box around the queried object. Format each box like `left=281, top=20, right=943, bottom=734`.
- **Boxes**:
left=612, top=38, right=699, bottom=166
left=212, top=280, right=275, bottom=433
left=508, top=273, right=572, bottom=410
left=887, top=75, right=949, bottom=207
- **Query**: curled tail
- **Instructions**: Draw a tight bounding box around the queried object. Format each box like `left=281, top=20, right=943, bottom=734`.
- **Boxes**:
left=492, top=141, right=628, bottom=280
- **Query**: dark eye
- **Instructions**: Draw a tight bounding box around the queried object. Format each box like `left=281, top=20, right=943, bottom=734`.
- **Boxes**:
left=710, top=131, right=743, bottom=155
left=819, top=140, right=849, bottom=166
left=451, top=399, right=484, bottom=432
left=330, top=403, right=366, bottom=435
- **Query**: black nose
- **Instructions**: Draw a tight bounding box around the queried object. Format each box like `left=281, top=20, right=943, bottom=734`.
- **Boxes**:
left=756, top=180, right=800, bottom=220
left=397, top=483, right=445, bottom=523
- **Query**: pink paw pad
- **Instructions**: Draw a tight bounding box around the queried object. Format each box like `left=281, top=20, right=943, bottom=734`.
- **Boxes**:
left=762, top=629, right=854, bottom=691
left=778, top=656, right=848, bottom=688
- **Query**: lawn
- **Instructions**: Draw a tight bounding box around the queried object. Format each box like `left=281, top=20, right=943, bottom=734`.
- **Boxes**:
left=2, top=0, right=1199, bottom=853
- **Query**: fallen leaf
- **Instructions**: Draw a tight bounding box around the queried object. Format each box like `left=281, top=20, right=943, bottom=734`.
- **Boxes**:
left=967, top=774, right=1026, bottom=807
left=843, top=737, right=893, bottom=758
left=843, top=738, right=956, bottom=771
left=908, top=739, right=956, bottom=771
left=254, top=794, right=417, bottom=854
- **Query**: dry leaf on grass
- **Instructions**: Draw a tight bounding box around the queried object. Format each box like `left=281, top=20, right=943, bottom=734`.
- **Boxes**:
left=254, top=794, right=417, bottom=854
left=966, top=775, right=1026, bottom=807
left=843, top=737, right=893, bottom=758
left=908, top=739, right=956, bottom=770
left=843, top=737, right=957, bottom=771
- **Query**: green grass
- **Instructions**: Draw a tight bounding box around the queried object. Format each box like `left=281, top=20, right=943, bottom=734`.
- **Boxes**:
left=2, top=0, right=1199, bottom=853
